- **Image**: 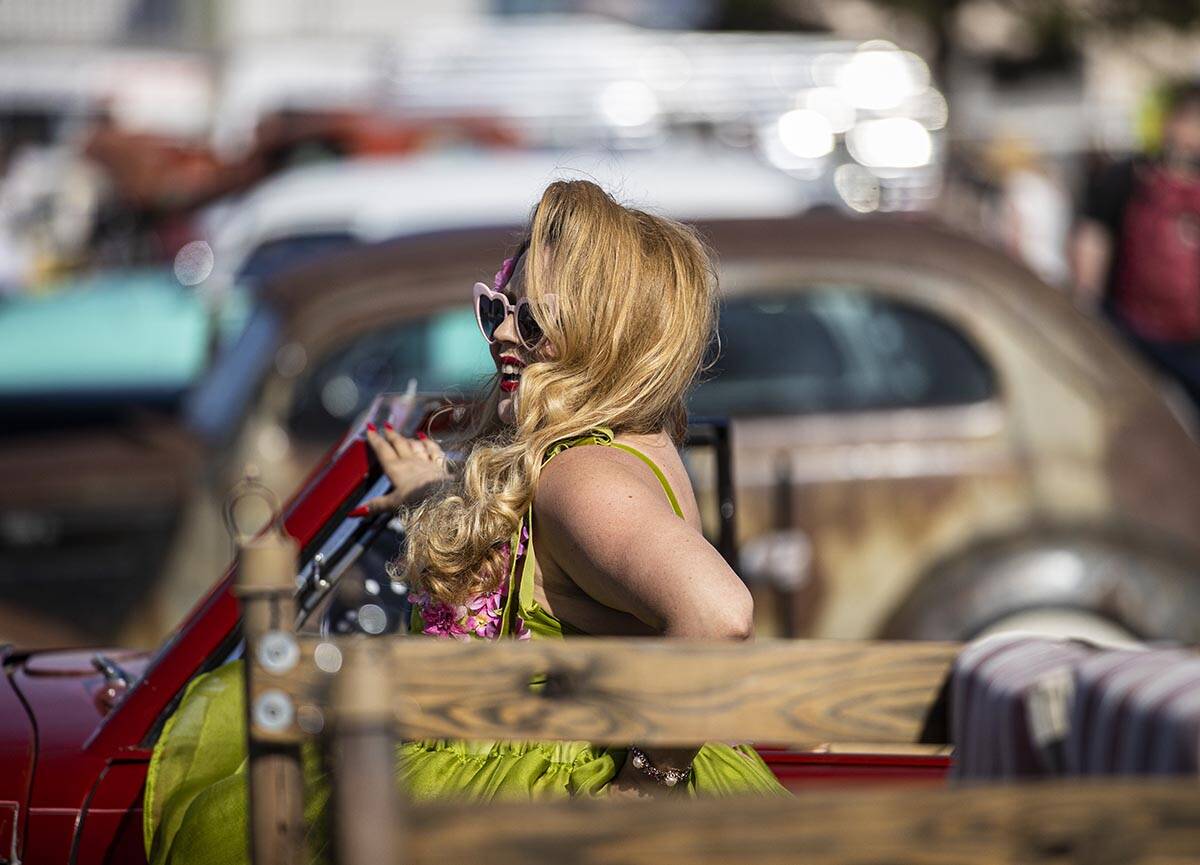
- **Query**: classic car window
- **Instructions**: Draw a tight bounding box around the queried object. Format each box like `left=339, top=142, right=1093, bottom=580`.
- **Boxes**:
left=690, top=288, right=995, bottom=416
left=287, top=306, right=493, bottom=442
left=236, top=231, right=359, bottom=285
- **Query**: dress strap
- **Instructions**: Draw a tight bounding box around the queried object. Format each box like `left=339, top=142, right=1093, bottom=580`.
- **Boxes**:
left=603, top=441, right=684, bottom=519
left=499, top=517, right=523, bottom=637
left=542, top=426, right=684, bottom=518
left=542, top=426, right=617, bottom=461
left=517, top=503, right=537, bottom=612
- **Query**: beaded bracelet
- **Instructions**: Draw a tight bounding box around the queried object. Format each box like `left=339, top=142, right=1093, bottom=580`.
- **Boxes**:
left=628, top=745, right=692, bottom=788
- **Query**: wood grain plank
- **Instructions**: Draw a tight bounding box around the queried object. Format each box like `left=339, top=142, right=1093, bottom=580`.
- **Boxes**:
left=239, top=531, right=307, bottom=865
left=403, top=780, right=1200, bottom=865
left=269, top=638, right=957, bottom=747
left=332, top=643, right=402, bottom=865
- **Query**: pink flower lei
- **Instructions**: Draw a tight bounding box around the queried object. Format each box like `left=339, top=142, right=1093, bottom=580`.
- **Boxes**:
left=408, top=522, right=532, bottom=641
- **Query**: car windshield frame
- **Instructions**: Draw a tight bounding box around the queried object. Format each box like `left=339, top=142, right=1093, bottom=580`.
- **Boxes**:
left=84, top=428, right=384, bottom=754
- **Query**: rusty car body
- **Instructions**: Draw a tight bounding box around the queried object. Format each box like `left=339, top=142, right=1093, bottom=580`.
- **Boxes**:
left=149, top=214, right=1200, bottom=647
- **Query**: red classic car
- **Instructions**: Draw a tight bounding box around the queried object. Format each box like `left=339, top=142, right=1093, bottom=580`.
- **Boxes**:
left=0, top=405, right=948, bottom=865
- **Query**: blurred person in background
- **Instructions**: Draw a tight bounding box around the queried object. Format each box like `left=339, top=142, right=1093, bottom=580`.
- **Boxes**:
left=1071, top=81, right=1200, bottom=409
left=986, top=135, right=1071, bottom=287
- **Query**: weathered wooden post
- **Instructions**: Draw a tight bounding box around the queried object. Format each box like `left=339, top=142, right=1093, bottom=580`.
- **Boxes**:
left=332, top=640, right=401, bottom=865
left=238, top=526, right=306, bottom=865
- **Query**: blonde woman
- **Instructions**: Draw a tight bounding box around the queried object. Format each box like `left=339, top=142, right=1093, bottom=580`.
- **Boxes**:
left=146, top=181, right=784, bottom=865
left=365, top=179, right=786, bottom=800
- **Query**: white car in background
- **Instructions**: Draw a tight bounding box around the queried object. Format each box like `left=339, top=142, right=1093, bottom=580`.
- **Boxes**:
left=198, top=143, right=815, bottom=295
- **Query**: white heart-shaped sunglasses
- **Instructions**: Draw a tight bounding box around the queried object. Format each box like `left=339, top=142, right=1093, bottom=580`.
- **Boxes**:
left=472, top=282, right=557, bottom=350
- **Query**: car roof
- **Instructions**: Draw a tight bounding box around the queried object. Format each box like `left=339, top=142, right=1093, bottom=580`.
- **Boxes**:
left=205, top=145, right=814, bottom=268
left=259, top=212, right=1144, bottom=400
left=262, top=214, right=1029, bottom=312
left=0, top=268, right=212, bottom=396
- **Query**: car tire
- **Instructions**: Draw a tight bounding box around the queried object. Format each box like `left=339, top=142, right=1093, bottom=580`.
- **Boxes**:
left=880, top=525, right=1200, bottom=644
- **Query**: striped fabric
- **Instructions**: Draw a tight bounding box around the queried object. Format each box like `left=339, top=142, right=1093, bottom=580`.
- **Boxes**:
left=948, top=635, right=1200, bottom=778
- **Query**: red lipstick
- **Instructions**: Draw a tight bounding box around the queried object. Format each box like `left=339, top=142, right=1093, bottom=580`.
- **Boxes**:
left=498, top=353, right=524, bottom=393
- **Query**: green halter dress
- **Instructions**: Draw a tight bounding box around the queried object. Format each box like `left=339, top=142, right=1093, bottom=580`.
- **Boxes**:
left=144, top=429, right=788, bottom=864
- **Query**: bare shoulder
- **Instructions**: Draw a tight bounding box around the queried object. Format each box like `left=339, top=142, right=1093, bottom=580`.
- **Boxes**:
left=531, top=439, right=751, bottom=637
left=533, top=441, right=697, bottom=608
left=536, top=443, right=670, bottom=520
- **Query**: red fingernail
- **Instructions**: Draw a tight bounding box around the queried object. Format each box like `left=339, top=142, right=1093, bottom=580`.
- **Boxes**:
left=416, top=430, right=428, bottom=440
left=366, top=423, right=377, bottom=433
left=383, top=422, right=395, bottom=431
left=348, top=506, right=370, bottom=517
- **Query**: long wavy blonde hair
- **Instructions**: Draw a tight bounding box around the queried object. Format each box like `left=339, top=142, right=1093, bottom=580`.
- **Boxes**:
left=402, top=179, right=717, bottom=606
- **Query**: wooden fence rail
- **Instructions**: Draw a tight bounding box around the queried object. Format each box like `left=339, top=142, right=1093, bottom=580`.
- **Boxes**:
left=405, top=781, right=1200, bottom=865
left=238, top=531, right=1200, bottom=865
left=250, top=634, right=958, bottom=748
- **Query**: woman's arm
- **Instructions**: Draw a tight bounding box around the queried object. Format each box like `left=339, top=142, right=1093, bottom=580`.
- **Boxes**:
left=536, top=444, right=755, bottom=795
left=535, top=444, right=754, bottom=639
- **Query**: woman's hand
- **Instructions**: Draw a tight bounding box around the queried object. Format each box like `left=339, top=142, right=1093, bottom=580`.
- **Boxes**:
left=355, top=425, right=449, bottom=517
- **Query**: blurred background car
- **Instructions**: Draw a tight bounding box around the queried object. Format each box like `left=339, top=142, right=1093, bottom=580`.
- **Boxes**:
left=155, top=210, right=1200, bottom=651
left=196, top=143, right=814, bottom=302
left=4, top=0, right=1200, bottom=651
left=0, top=267, right=248, bottom=646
